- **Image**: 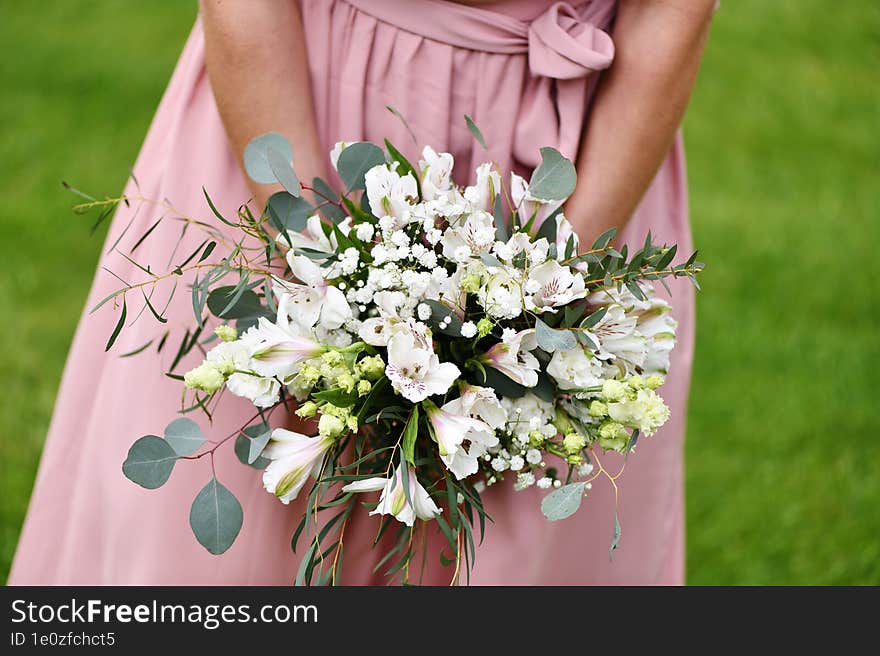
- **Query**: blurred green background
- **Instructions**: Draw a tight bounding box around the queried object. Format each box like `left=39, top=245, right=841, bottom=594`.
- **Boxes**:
left=1, top=1, right=877, bottom=584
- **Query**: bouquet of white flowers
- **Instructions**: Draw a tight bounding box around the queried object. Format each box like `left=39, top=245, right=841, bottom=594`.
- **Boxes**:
left=100, top=116, right=702, bottom=585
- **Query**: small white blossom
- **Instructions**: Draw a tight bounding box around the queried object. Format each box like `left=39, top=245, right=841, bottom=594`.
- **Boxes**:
left=460, top=321, right=477, bottom=338
left=355, top=222, right=375, bottom=241
left=417, top=303, right=432, bottom=320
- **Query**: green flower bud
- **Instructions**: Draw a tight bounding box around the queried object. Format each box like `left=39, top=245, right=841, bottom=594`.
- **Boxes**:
left=645, top=374, right=665, bottom=390
left=214, top=324, right=238, bottom=342
left=565, top=453, right=584, bottom=466
left=588, top=400, right=608, bottom=418
left=321, top=351, right=345, bottom=368
left=357, top=379, right=372, bottom=397
left=346, top=414, right=359, bottom=432
left=563, top=432, right=586, bottom=454
left=298, top=364, right=321, bottom=387
left=528, top=430, right=546, bottom=447
left=183, top=362, right=224, bottom=393
left=318, top=413, right=346, bottom=439
left=597, top=420, right=630, bottom=454
left=355, top=355, right=385, bottom=381
left=553, top=408, right=574, bottom=435
left=336, top=372, right=356, bottom=393
left=213, top=359, right=235, bottom=377
left=476, top=317, right=493, bottom=338
left=461, top=273, right=482, bottom=293
left=295, top=401, right=319, bottom=418
left=627, top=375, right=645, bottom=390
left=601, top=379, right=629, bottom=403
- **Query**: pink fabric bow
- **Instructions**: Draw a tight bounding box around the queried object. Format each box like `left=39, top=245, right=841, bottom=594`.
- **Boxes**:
left=528, top=2, right=615, bottom=79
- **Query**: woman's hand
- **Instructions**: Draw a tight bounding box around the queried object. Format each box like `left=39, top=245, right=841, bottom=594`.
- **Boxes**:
left=565, top=0, right=716, bottom=244
left=200, top=0, right=326, bottom=210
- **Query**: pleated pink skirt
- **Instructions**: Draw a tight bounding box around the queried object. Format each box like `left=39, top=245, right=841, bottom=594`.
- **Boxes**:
left=10, top=0, right=694, bottom=585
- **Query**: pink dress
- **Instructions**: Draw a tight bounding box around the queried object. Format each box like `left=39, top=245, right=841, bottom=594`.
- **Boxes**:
left=10, top=0, right=694, bottom=585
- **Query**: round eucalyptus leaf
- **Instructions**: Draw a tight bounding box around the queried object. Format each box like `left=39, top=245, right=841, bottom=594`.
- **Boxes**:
left=336, top=142, right=385, bottom=191
left=122, top=436, right=177, bottom=489
left=266, top=146, right=301, bottom=196
left=163, top=417, right=205, bottom=456
left=267, top=191, right=312, bottom=233
left=541, top=482, right=586, bottom=521
left=528, top=147, right=577, bottom=201
left=234, top=434, right=270, bottom=470
left=189, top=477, right=243, bottom=555
left=244, top=132, right=293, bottom=185
left=535, top=317, right=578, bottom=352
left=206, top=286, right=266, bottom=320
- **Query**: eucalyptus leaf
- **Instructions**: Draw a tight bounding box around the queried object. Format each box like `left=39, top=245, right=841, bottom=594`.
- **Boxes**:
left=164, top=417, right=205, bottom=456
left=267, top=146, right=301, bottom=196
left=481, top=366, right=527, bottom=398
left=267, top=191, right=311, bottom=233
left=541, top=482, right=586, bottom=521
left=241, top=423, right=272, bottom=465
left=122, top=436, right=177, bottom=489
left=528, top=147, right=576, bottom=201
left=336, top=142, right=385, bottom=191
left=535, top=317, right=577, bottom=352
left=424, top=300, right=463, bottom=337
left=244, top=132, right=293, bottom=185
left=464, top=114, right=488, bottom=150
left=189, top=477, right=243, bottom=555
left=234, top=433, right=270, bottom=469
left=206, top=286, right=266, bottom=320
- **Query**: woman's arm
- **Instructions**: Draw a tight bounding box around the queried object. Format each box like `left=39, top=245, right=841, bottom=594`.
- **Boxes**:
left=565, top=0, right=716, bottom=242
left=200, top=0, right=325, bottom=209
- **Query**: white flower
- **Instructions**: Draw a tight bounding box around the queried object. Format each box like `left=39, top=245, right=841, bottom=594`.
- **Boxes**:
left=553, top=213, right=583, bottom=267
left=358, top=318, right=391, bottom=346
left=343, top=462, right=441, bottom=526
left=277, top=214, right=351, bottom=255
left=588, top=304, right=648, bottom=370
left=524, top=260, right=586, bottom=313
left=441, top=211, right=496, bottom=260
left=460, top=321, right=477, bottom=338
left=365, top=164, right=418, bottom=225
left=449, top=383, right=507, bottom=430
left=477, top=268, right=523, bottom=320
left=637, top=297, right=678, bottom=376
left=526, top=449, right=542, bottom=464
left=385, top=320, right=460, bottom=402
left=355, top=222, right=375, bottom=242
left=276, top=254, right=352, bottom=330
left=546, top=347, right=604, bottom=390
left=501, top=392, right=556, bottom=440
left=247, top=317, right=326, bottom=379
left=607, top=388, right=670, bottom=436
left=425, top=399, right=498, bottom=480
left=419, top=146, right=454, bottom=201
left=509, top=455, right=525, bottom=471
left=480, top=329, right=540, bottom=387
left=463, top=162, right=502, bottom=212
left=262, top=429, right=333, bottom=504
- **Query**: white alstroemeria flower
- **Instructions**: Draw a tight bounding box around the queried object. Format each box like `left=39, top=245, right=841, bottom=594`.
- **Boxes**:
left=365, top=163, right=418, bottom=225
left=637, top=299, right=678, bottom=376
left=553, top=213, right=582, bottom=267
left=276, top=254, right=352, bottom=330
left=441, top=210, right=496, bottom=260
left=207, top=339, right=281, bottom=407
left=479, top=328, right=540, bottom=387
left=463, top=162, right=502, bottom=212
left=493, top=232, right=548, bottom=266
left=277, top=214, right=352, bottom=255
left=477, top=267, right=523, bottom=320
left=262, top=429, right=333, bottom=504
left=248, top=317, right=326, bottom=379
left=385, top=320, right=460, bottom=402
left=546, top=347, right=604, bottom=391
left=425, top=399, right=498, bottom=480
left=524, top=260, right=586, bottom=313
left=510, top=172, right=563, bottom=224
left=450, top=383, right=507, bottom=430
left=419, top=146, right=454, bottom=201
left=357, top=317, right=391, bottom=346
left=343, top=461, right=441, bottom=526
left=587, top=304, right=648, bottom=370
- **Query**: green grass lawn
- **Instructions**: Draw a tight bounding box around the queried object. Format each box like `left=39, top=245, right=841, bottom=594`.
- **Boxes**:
left=1, top=1, right=877, bottom=584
